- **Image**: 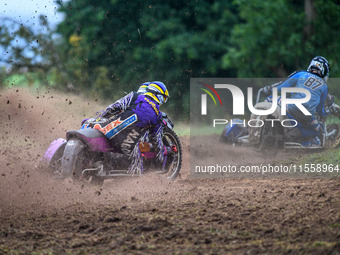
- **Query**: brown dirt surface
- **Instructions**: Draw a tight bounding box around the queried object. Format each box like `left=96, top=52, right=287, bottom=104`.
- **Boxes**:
left=1, top=87, right=340, bottom=254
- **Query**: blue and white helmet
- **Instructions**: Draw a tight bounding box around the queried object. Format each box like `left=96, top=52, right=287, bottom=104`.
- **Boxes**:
left=137, top=82, right=150, bottom=94
left=307, top=56, right=330, bottom=78
left=144, top=81, right=169, bottom=105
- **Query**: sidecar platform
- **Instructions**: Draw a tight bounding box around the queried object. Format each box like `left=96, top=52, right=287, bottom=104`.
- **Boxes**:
left=284, top=142, right=323, bottom=149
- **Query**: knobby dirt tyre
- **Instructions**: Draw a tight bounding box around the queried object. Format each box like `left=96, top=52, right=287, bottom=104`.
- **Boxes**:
left=162, top=128, right=182, bottom=179
left=326, top=123, right=340, bottom=149
left=61, top=138, right=104, bottom=185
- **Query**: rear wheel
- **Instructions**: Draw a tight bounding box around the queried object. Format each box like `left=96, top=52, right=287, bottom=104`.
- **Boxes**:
left=161, top=129, right=182, bottom=179
left=259, top=119, right=283, bottom=157
left=61, top=138, right=104, bottom=185
left=47, top=143, right=66, bottom=177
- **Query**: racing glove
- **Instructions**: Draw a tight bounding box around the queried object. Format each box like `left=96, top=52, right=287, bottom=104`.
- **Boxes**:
left=328, top=104, right=337, bottom=114
left=263, top=85, right=272, bottom=96
left=101, top=106, right=121, bottom=118
left=263, top=81, right=283, bottom=96
left=81, top=118, right=89, bottom=125
left=325, top=94, right=337, bottom=115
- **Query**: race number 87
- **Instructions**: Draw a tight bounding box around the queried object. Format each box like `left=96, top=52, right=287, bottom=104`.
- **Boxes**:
left=304, top=77, right=323, bottom=90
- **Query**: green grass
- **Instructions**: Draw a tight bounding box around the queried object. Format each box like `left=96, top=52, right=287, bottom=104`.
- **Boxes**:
left=326, top=116, right=340, bottom=125
left=173, top=123, right=225, bottom=137
left=168, top=124, right=224, bottom=137
left=281, top=146, right=340, bottom=178
left=2, top=73, right=40, bottom=88
left=190, top=125, right=224, bottom=136
left=1, top=72, right=56, bottom=90
left=294, top=147, right=340, bottom=166
left=173, top=123, right=190, bottom=136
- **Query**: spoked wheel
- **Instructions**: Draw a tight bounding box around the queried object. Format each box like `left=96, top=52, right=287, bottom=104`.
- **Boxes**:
left=325, top=123, right=340, bottom=149
left=160, top=129, right=182, bottom=179
left=259, top=119, right=283, bottom=157
left=61, top=138, right=104, bottom=185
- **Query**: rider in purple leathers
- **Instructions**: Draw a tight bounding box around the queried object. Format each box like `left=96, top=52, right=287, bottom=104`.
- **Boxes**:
left=95, top=81, right=170, bottom=174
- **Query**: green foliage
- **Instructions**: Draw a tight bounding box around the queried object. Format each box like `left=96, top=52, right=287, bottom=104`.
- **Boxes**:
left=223, top=0, right=305, bottom=78
left=54, top=0, right=239, bottom=118
left=0, top=16, right=70, bottom=90
left=1, top=0, right=340, bottom=119
left=223, top=0, right=340, bottom=79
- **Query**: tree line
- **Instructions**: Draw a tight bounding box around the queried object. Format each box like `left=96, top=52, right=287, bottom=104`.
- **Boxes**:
left=1, top=0, right=339, bottom=119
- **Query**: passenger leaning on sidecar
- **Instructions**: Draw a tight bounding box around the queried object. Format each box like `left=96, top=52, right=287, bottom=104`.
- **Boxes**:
left=97, top=81, right=170, bottom=173
left=263, top=56, right=335, bottom=146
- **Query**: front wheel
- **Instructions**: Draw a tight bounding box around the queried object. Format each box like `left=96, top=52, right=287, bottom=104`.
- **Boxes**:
left=325, top=123, right=340, bottom=149
left=161, top=129, right=182, bottom=179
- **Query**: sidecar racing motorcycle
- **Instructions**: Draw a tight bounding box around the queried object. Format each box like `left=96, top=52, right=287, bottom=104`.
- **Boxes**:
left=219, top=88, right=340, bottom=156
left=43, top=112, right=182, bottom=185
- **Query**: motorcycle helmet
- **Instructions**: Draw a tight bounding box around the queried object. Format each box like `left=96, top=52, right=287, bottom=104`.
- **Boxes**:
left=137, top=82, right=150, bottom=94
left=144, top=81, right=169, bottom=105
left=307, top=56, right=330, bottom=78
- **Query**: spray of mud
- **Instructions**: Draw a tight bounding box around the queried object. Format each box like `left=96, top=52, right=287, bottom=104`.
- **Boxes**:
left=1, top=88, right=340, bottom=255
left=0, top=87, right=193, bottom=216
left=0, top=87, right=309, bottom=217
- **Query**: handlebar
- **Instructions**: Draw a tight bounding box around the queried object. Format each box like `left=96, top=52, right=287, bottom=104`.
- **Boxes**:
left=333, top=104, right=340, bottom=118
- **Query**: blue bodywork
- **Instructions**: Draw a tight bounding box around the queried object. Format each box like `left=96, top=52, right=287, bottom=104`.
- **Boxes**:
left=220, top=119, right=248, bottom=143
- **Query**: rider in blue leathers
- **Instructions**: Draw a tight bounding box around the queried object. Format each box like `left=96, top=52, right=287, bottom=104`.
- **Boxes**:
left=263, top=56, right=331, bottom=146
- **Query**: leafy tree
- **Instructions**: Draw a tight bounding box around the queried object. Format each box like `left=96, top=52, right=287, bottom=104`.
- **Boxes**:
left=2, top=0, right=340, bottom=115
left=0, top=16, right=69, bottom=88
left=223, top=0, right=340, bottom=81
left=55, top=0, right=240, bottom=117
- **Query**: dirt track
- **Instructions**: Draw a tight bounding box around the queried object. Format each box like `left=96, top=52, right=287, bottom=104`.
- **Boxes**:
left=1, top=88, right=340, bottom=254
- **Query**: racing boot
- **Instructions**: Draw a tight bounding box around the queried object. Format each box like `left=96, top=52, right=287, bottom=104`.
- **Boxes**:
left=301, top=136, right=321, bottom=147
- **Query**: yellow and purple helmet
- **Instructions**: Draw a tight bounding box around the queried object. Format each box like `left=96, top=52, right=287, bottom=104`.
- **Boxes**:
left=137, top=82, right=150, bottom=94
left=144, top=81, right=169, bottom=105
